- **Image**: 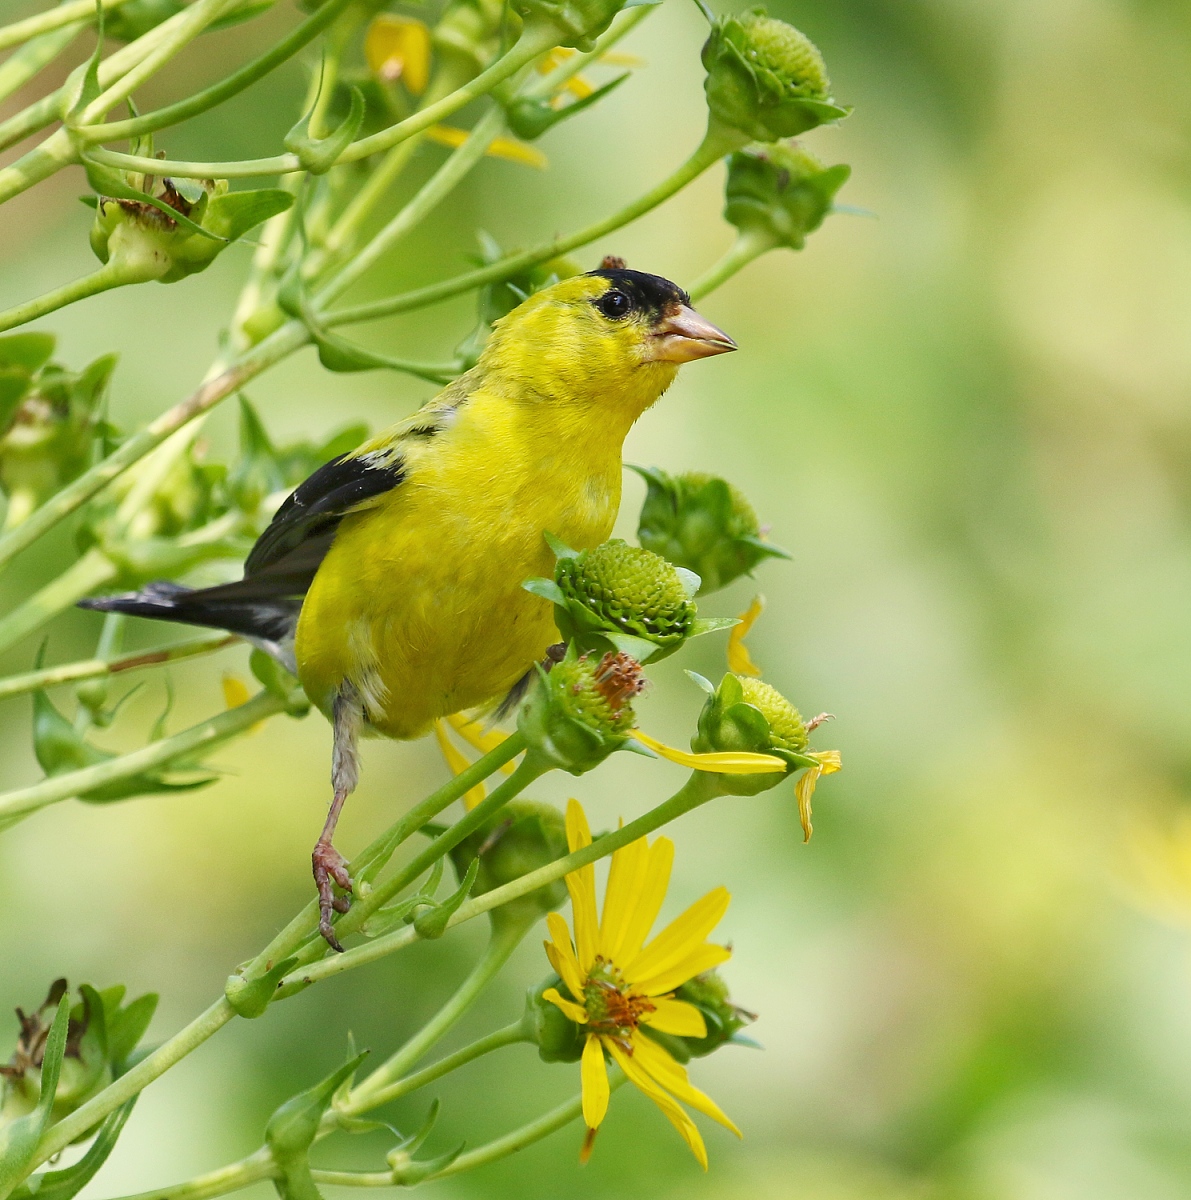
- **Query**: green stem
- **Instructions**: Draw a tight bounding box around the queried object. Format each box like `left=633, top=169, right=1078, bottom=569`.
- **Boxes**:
left=79, top=0, right=356, bottom=144
left=0, top=0, right=133, bottom=53
left=79, top=0, right=241, bottom=124
left=347, top=1021, right=525, bottom=1115
left=687, top=228, right=778, bottom=302
left=0, top=687, right=285, bottom=827
left=0, top=320, right=309, bottom=577
left=315, top=103, right=507, bottom=306
left=280, top=770, right=722, bottom=990
left=0, top=130, right=81, bottom=208
left=97, top=1151, right=276, bottom=1200
left=430, top=1075, right=626, bottom=1179
left=241, top=730, right=527, bottom=979
left=85, top=21, right=560, bottom=180
left=0, top=258, right=158, bottom=334
left=0, top=24, right=83, bottom=106
left=522, top=5, right=652, bottom=100
left=0, top=633, right=236, bottom=704
left=30, top=999, right=239, bottom=1175
left=325, top=119, right=747, bottom=327
left=345, top=923, right=530, bottom=1114
left=0, top=547, right=117, bottom=659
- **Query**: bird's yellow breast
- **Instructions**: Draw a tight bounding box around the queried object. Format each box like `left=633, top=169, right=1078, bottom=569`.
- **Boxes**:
left=294, top=388, right=624, bottom=738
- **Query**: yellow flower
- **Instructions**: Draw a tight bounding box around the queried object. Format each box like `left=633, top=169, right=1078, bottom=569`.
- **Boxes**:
left=542, top=800, right=742, bottom=1168
left=425, top=125, right=548, bottom=169
left=726, top=594, right=765, bottom=677
left=365, top=14, right=431, bottom=93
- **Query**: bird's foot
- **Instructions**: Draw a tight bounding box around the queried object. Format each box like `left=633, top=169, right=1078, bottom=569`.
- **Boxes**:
left=312, top=839, right=353, bottom=952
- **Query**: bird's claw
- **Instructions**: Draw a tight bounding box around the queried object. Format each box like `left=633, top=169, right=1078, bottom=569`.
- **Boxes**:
left=313, top=839, right=353, bottom=952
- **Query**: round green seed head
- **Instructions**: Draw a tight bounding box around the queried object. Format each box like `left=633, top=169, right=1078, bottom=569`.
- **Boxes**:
left=739, top=11, right=830, bottom=99
left=739, top=676, right=807, bottom=752
left=552, top=652, right=638, bottom=738
left=558, top=539, right=696, bottom=644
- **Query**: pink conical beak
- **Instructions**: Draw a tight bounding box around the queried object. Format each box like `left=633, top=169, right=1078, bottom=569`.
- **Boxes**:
left=645, top=305, right=737, bottom=363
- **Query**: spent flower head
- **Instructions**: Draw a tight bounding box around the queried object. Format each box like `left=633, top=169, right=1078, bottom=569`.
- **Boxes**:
left=633, top=466, right=790, bottom=595
left=725, top=141, right=851, bottom=250
left=702, top=8, right=850, bottom=143
left=538, top=800, right=741, bottom=1167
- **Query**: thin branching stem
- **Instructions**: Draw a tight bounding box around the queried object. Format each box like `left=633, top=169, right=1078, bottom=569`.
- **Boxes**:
left=0, top=0, right=134, bottom=54
left=0, top=547, right=117, bottom=659
left=0, top=24, right=84, bottom=105
left=688, top=228, right=779, bottom=301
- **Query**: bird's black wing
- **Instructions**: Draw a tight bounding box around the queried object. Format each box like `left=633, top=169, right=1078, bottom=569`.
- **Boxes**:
left=244, top=451, right=406, bottom=581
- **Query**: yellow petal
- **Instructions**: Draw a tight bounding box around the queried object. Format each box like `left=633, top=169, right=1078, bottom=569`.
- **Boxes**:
left=446, top=712, right=517, bottom=774
left=631, top=1032, right=742, bottom=1136
left=565, top=800, right=600, bottom=971
left=536, top=47, right=574, bottom=73
left=365, top=14, right=431, bottom=93
left=624, top=887, right=730, bottom=985
left=605, top=1038, right=708, bottom=1169
left=598, top=51, right=646, bottom=68
left=632, top=943, right=732, bottom=998
left=543, top=986, right=589, bottom=1025
left=563, top=75, right=594, bottom=99
left=641, top=998, right=707, bottom=1038
left=425, top=125, right=547, bottom=169
left=632, top=730, right=785, bottom=774
left=600, top=834, right=650, bottom=962
left=221, top=674, right=263, bottom=733
left=581, top=1034, right=610, bottom=1129
left=726, top=594, right=765, bottom=677
left=433, top=720, right=486, bottom=811
left=794, top=751, right=841, bottom=843
left=615, top=835, right=674, bottom=965
left=545, top=913, right=586, bottom=999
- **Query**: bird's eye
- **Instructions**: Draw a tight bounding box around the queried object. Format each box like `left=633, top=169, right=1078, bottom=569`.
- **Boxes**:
left=596, top=289, right=632, bottom=319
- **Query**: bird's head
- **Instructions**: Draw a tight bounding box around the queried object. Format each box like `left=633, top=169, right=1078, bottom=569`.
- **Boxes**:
left=479, top=268, right=735, bottom=424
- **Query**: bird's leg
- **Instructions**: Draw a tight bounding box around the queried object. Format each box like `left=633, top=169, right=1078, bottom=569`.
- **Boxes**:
left=313, top=683, right=362, bottom=952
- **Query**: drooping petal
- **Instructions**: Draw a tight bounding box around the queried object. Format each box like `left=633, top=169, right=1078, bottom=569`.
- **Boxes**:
left=433, top=720, right=486, bottom=810
left=631, top=1032, right=742, bottom=1137
left=600, top=834, right=650, bottom=961
left=726, top=595, right=765, bottom=677
left=446, top=712, right=516, bottom=774
left=624, top=887, right=730, bottom=986
left=581, top=1034, right=610, bottom=1129
left=633, top=944, right=732, bottom=998
left=425, top=125, right=547, bottom=169
left=615, top=836, right=674, bottom=965
left=640, top=998, right=707, bottom=1038
left=631, top=730, right=785, bottom=774
left=605, top=1038, right=708, bottom=1169
left=794, top=751, right=841, bottom=843
left=543, top=987, right=589, bottom=1025
left=565, top=800, right=599, bottom=971
left=545, top=913, right=586, bottom=999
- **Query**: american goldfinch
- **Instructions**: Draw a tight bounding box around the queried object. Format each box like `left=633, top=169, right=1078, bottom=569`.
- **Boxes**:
left=81, top=268, right=735, bottom=947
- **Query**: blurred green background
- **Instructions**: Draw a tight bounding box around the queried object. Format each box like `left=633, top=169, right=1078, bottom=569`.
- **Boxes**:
left=5, top=0, right=1191, bottom=1196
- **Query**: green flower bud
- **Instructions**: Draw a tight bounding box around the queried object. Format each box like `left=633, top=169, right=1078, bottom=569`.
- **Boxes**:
left=522, top=976, right=586, bottom=1063
left=724, top=142, right=851, bottom=250
left=513, top=0, right=625, bottom=51
left=632, top=466, right=790, bottom=595
left=702, top=8, right=850, bottom=143
left=88, top=173, right=292, bottom=286
left=692, top=672, right=814, bottom=795
left=672, top=970, right=757, bottom=1057
left=448, top=799, right=569, bottom=929
left=433, top=0, right=507, bottom=77
left=518, top=645, right=641, bottom=774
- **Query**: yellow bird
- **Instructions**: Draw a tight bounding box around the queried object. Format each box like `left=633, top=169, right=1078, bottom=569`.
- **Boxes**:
left=80, top=268, right=735, bottom=947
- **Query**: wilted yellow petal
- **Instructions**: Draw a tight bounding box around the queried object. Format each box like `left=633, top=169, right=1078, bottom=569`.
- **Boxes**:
left=433, top=720, right=486, bottom=810
left=812, top=749, right=842, bottom=776
left=726, top=595, right=765, bottom=677
left=222, top=674, right=263, bottom=734
left=425, top=125, right=547, bottom=168
left=446, top=711, right=516, bottom=774
left=365, top=14, right=431, bottom=93
left=794, top=752, right=840, bottom=843
left=632, top=730, right=785, bottom=774
left=222, top=674, right=250, bottom=709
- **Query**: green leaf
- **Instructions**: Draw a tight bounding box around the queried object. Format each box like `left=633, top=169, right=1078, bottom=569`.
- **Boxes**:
left=689, top=616, right=740, bottom=637
left=284, top=85, right=364, bottom=175
left=203, top=190, right=294, bottom=243
left=506, top=72, right=629, bottom=140
left=82, top=159, right=226, bottom=243
left=225, top=957, right=298, bottom=1019
left=9, top=1098, right=136, bottom=1200
left=107, top=992, right=158, bottom=1067
left=521, top=577, right=566, bottom=605
left=0, top=333, right=55, bottom=373
left=64, top=0, right=105, bottom=124
left=266, top=1051, right=369, bottom=1161
left=413, top=858, right=479, bottom=939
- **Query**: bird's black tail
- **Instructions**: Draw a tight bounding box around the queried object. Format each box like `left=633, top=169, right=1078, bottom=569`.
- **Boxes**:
left=78, top=580, right=301, bottom=663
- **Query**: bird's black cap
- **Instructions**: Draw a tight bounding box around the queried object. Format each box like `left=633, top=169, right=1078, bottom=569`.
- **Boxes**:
left=586, top=268, right=689, bottom=320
